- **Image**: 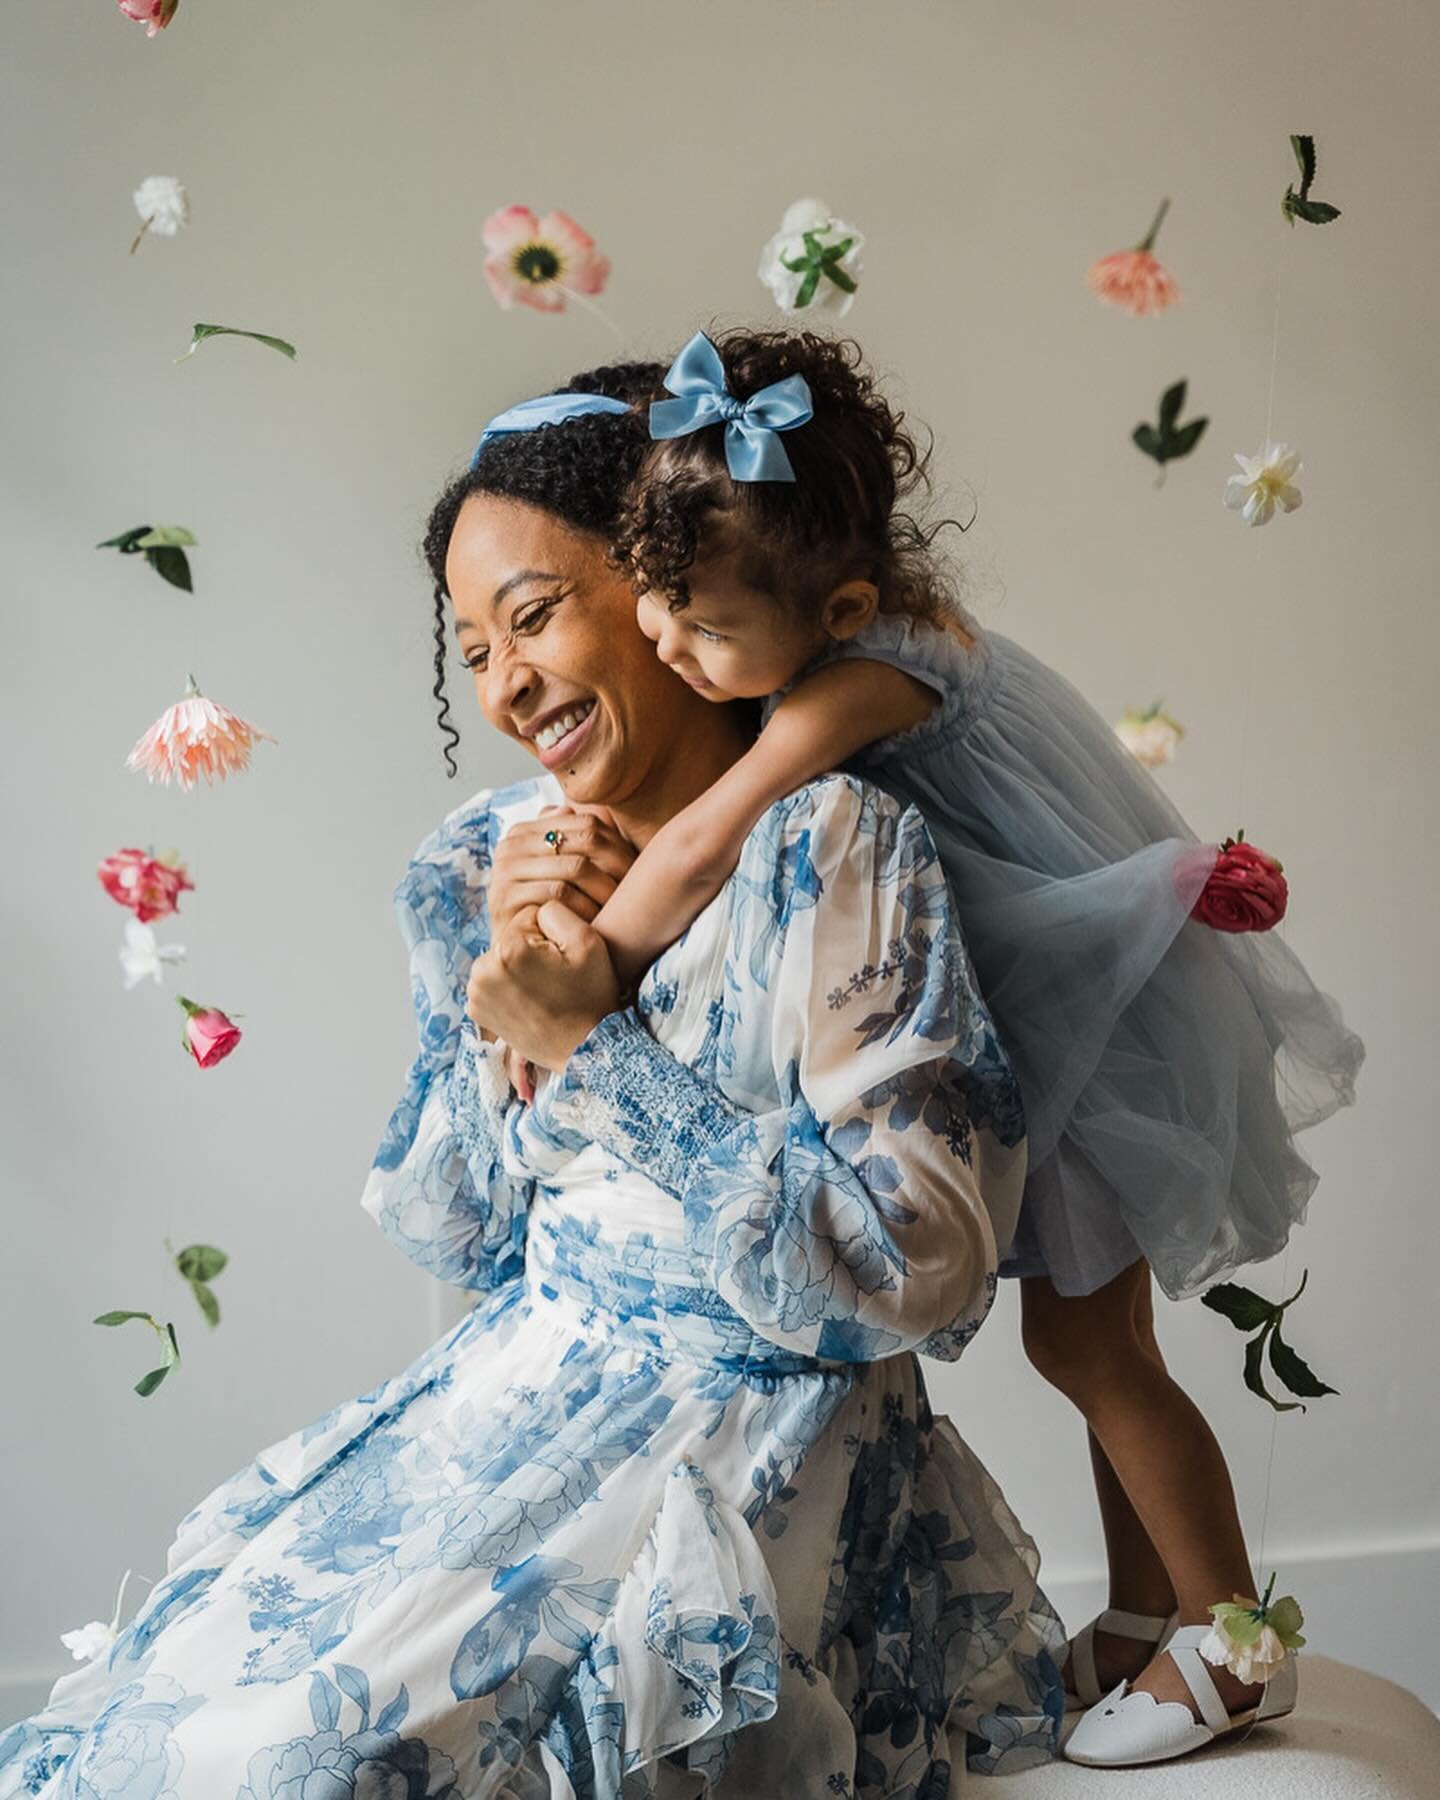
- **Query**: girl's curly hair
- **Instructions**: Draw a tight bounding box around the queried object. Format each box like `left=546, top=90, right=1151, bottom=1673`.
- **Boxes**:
left=611, top=327, right=970, bottom=629
left=420, top=361, right=667, bottom=776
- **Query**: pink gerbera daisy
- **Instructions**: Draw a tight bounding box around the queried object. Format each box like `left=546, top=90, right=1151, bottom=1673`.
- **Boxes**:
left=1088, top=196, right=1181, bottom=317
left=482, top=206, right=610, bottom=314
left=126, top=673, right=276, bottom=789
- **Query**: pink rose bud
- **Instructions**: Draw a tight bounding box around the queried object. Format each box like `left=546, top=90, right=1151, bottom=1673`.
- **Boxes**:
left=176, top=995, right=241, bottom=1068
left=1192, top=836, right=1289, bottom=934
left=97, top=848, right=195, bottom=924
left=116, top=0, right=179, bottom=35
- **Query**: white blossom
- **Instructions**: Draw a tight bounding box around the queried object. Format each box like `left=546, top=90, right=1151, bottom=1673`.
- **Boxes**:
left=120, top=918, right=187, bottom=989
left=1224, top=440, right=1303, bottom=527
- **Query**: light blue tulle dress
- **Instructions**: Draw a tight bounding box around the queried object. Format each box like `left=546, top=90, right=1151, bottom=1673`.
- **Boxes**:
left=771, top=609, right=1366, bottom=1302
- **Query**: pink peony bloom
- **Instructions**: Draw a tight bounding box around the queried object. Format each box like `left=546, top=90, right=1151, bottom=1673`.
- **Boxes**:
left=482, top=206, right=610, bottom=314
left=1192, top=837, right=1289, bottom=934
left=116, top=0, right=178, bottom=36
left=1088, top=197, right=1181, bottom=317
left=126, top=673, right=276, bottom=790
left=98, top=848, right=194, bottom=923
left=177, top=995, right=241, bottom=1068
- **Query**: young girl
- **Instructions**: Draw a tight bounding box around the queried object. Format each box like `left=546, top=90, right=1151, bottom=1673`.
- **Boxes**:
left=528, top=326, right=1365, bottom=1767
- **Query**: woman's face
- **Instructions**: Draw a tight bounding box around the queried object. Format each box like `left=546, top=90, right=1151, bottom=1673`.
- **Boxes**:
left=446, top=495, right=726, bottom=813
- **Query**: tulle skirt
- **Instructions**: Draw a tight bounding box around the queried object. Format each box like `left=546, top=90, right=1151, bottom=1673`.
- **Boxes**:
left=860, top=628, right=1365, bottom=1300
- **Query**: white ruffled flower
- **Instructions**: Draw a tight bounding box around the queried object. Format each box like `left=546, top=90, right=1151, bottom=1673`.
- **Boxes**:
left=60, top=1618, right=116, bottom=1663
left=1200, top=1619, right=1289, bottom=1685
left=757, top=198, right=865, bottom=317
left=1115, top=704, right=1184, bottom=768
left=1224, top=440, right=1303, bottom=527
left=120, top=918, right=187, bottom=989
left=133, top=175, right=189, bottom=236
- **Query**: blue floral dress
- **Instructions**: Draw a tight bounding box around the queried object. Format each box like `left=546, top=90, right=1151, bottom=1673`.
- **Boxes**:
left=1, top=771, right=1065, bottom=1800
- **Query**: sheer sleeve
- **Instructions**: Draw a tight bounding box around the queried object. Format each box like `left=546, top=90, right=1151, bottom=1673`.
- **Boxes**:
left=359, top=794, right=531, bottom=1292
left=534, top=776, right=1028, bottom=1361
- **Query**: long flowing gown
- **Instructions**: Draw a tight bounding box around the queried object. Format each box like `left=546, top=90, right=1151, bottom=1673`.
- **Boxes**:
left=1, top=771, right=1065, bottom=1799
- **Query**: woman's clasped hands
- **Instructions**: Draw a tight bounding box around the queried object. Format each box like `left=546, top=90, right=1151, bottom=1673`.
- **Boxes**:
left=466, top=804, right=637, bottom=1101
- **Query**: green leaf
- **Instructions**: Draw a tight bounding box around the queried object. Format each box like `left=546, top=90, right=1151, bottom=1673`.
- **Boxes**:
left=134, top=525, right=198, bottom=548
left=178, top=323, right=298, bottom=362
left=1268, top=1594, right=1305, bottom=1642
left=1159, top=381, right=1187, bottom=430
left=1221, top=1608, right=1265, bottom=1648
left=1290, top=197, right=1341, bottom=225
left=134, top=1364, right=172, bottom=1397
left=145, top=546, right=193, bottom=592
left=1244, top=1326, right=1303, bottom=1412
left=1290, top=133, right=1317, bottom=194
left=822, top=263, right=858, bottom=295
left=175, top=1243, right=228, bottom=1282
left=1202, top=1283, right=1277, bottom=1332
left=94, top=1309, right=152, bottom=1327
left=1132, top=424, right=1161, bottom=462
left=190, top=1281, right=221, bottom=1328
left=1169, top=417, right=1208, bottom=456
left=96, top=526, right=153, bottom=554
left=1268, top=1326, right=1338, bottom=1400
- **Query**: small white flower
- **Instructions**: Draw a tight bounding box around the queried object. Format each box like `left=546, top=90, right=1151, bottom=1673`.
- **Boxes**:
left=757, top=198, right=865, bottom=318
left=133, top=175, right=189, bottom=237
left=120, top=918, right=186, bottom=989
left=1115, top=704, right=1185, bottom=768
left=60, top=1619, right=116, bottom=1662
left=1200, top=1618, right=1290, bottom=1684
left=1224, top=440, right=1303, bottom=527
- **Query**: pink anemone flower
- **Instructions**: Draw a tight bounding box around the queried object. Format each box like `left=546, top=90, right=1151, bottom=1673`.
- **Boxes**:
left=1088, top=196, right=1181, bottom=317
left=126, top=673, right=276, bottom=790
left=482, top=206, right=610, bottom=314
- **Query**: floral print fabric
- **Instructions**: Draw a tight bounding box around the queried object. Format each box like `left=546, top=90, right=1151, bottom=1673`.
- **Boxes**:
left=1, top=771, right=1064, bottom=1798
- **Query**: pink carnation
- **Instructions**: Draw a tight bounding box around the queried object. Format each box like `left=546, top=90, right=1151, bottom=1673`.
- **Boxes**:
left=97, top=848, right=194, bottom=924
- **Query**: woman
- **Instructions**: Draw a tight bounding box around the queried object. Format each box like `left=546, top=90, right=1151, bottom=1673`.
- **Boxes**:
left=0, top=363, right=1064, bottom=1798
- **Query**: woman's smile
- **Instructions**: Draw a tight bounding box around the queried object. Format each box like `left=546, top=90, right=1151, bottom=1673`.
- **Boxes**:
left=524, top=696, right=598, bottom=767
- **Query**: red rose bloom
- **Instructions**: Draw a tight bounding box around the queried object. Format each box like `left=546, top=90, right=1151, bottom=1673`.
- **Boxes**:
left=1192, top=838, right=1289, bottom=934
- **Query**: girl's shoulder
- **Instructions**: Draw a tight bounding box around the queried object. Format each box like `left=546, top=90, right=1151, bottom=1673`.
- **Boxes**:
left=815, top=607, right=1001, bottom=756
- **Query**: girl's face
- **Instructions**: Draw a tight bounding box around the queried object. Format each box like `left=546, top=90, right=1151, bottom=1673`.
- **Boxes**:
left=634, top=545, right=827, bottom=703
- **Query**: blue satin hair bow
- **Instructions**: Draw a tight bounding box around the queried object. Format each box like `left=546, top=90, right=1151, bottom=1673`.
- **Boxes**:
left=470, top=392, right=631, bottom=469
left=648, top=331, right=814, bottom=482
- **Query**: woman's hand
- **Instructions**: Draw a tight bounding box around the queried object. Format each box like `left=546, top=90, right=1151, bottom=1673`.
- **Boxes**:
left=466, top=900, right=622, bottom=1071
left=489, top=804, right=637, bottom=935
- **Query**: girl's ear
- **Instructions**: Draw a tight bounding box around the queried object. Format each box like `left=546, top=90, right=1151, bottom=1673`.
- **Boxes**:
left=819, top=580, right=880, bottom=641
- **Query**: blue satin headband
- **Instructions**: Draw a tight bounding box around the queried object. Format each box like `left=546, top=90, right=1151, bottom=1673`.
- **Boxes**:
left=649, top=331, right=814, bottom=482
left=469, top=392, right=631, bottom=469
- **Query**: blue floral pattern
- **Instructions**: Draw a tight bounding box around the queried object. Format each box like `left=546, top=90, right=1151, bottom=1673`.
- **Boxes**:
left=1, top=772, right=1063, bottom=1797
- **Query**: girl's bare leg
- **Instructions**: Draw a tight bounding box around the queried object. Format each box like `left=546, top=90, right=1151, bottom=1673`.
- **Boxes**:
left=1022, top=1260, right=1263, bottom=1716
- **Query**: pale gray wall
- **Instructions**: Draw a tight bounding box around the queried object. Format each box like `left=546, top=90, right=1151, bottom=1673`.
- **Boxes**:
left=3, top=0, right=1436, bottom=1715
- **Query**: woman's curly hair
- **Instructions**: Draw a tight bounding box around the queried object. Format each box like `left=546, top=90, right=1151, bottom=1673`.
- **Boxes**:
left=611, top=327, right=969, bottom=629
left=420, top=361, right=667, bottom=776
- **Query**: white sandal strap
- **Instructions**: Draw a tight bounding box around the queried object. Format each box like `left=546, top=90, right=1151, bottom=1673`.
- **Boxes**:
left=1069, top=1608, right=1176, bottom=1707
left=1166, top=1625, right=1233, bottom=1735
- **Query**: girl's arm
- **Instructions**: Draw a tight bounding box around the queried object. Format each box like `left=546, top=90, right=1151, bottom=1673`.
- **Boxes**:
left=591, top=656, right=938, bottom=987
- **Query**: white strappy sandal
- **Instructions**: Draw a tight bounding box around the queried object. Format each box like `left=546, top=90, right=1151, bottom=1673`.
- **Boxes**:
left=1063, top=1607, right=1180, bottom=1712
left=1063, top=1623, right=1299, bottom=1766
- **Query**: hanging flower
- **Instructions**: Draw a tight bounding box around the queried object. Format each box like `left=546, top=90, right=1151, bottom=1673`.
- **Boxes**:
left=482, top=207, right=610, bottom=314
left=1088, top=196, right=1180, bottom=316
left=125, top=673, right=276, bottom=789
left=116, top=0, right=178, bottom=37
left=1200, top=1574, right=1305, bottom=1683
left=120, top=919, right=187, bottom=990
left=1114, top=701, right=1185, bottom=767
left=758, top=199, right=865, bottom=317
left=1192, top=831, right=1288, bottom=933
left=130, top=176, right=189, bottom=255
left=177, top=994, right=242, bottom=1067
left=97, top=847, right=194, bottom=922
left=61, top=1570, right=139, bottom=1660
left=1224, top=441, right=1303, bottom=527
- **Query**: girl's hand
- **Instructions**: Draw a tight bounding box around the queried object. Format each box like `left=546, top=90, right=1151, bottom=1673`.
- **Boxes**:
left=489, top=805, right=637, bottom=934
left=501, top=1041, right=537, bottom=1105
left=466, top=900, right=621, bottom=1071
